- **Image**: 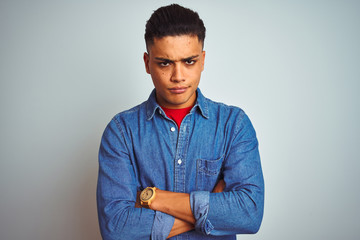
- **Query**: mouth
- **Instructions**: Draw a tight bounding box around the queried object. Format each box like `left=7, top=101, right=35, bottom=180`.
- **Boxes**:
left=168, top=87, right=188, bottom=94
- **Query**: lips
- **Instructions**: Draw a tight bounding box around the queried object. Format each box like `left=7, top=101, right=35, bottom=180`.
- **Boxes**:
left=168, top=87, right=188, bottom=94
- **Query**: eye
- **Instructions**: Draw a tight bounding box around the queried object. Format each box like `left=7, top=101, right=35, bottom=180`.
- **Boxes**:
left=159, top=62, right=170, bottom=67
left=185, top=59, right=196, bottom=65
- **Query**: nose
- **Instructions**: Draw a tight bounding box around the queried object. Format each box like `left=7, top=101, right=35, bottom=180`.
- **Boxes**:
left=170, top=63, right=185, bottom=82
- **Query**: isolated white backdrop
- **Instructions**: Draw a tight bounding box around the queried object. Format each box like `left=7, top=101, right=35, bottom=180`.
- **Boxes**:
left=1, top=1, right=359, bottom=239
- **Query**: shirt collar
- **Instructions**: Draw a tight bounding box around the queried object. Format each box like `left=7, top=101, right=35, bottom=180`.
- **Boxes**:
left=146, top=88, right=209, bottom=120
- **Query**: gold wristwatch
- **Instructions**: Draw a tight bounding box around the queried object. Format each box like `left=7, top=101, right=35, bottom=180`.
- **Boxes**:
left=140, top=187, right=157, bottom=207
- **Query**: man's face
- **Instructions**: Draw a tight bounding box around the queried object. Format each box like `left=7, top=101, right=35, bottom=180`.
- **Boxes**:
left=144, top=35, right=205, bottom=109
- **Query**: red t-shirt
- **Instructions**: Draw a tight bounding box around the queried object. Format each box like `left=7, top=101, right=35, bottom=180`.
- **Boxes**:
left=161, top=106, right=193, bottom=128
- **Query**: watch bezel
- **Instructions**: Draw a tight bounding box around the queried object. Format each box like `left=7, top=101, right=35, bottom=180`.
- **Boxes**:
left=140, top=187, right=154, bottom=201
left=140, top=187, right=157, bottom=206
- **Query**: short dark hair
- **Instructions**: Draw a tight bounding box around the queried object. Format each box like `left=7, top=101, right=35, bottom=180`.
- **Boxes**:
left=145, top=4, right=206, bottom=50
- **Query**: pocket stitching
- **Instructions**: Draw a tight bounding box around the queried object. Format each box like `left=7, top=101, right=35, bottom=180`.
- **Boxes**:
left=197, top=154, right=224, bottom=176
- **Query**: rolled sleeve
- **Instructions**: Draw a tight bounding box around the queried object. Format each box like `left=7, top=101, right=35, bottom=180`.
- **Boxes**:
left=189, top=191, right=214, bottom=235
left=151, top=211, right=175, bottom=240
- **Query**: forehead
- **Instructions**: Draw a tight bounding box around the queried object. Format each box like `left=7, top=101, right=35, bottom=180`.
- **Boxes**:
left=148, top=35, right=203, bottom=59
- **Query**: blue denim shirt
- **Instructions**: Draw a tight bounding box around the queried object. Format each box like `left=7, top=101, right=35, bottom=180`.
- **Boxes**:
left=97, top=89, right=264, bottom=240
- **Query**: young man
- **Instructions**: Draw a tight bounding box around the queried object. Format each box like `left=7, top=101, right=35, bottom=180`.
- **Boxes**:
left=97, top=4, right=264, bottom=240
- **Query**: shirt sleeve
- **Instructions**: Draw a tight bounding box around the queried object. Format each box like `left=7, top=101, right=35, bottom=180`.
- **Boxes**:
left=97, top=118, right=173, bottom=240
left=190, top=113, right=264, bottom=236
left=151, top=211, right=175, bottom=240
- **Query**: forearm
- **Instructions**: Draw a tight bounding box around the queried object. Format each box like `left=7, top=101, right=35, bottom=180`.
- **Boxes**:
left=167, top=218, right=194, bottom=239
left=150, top=190, right=195, bottom=224
left=98, top=198, right=156, bottom=239
left=206, top=189, right=264, bottom=234
left=134, top=180, right=225, bottom=238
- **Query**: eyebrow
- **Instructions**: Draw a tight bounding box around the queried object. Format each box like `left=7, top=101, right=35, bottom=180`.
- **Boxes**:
left=154, top=55, right=200, bottom=62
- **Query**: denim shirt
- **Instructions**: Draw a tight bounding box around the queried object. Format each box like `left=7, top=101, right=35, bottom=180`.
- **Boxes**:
left=97, top=89, right=264, bottom=240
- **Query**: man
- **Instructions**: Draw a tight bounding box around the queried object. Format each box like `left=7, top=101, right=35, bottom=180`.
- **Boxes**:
left=97, top=4, right=264, bottom=240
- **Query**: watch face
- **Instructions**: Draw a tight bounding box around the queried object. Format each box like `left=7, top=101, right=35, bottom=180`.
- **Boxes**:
left=140, top=188, right=153, bottom=201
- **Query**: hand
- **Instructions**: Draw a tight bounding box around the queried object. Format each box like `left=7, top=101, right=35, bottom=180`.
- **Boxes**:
left=212, top=179, right=226, bottom=193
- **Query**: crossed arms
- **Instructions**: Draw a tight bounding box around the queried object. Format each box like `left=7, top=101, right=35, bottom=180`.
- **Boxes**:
left=97, top=114, right=264, bottom=239
left=135, top=180, right=226, bottom=238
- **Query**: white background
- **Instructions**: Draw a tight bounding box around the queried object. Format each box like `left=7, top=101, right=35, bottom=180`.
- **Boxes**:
left=1, top=1, right=359, bottom=239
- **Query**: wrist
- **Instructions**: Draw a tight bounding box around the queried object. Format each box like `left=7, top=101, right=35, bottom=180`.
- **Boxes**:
left=140, top=187, right=157, bottom=208
left=150, top=189, right=165, bottom=210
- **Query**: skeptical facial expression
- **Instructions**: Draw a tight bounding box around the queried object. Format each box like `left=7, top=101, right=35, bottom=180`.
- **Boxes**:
left=144, top=35, right=205, bottom=109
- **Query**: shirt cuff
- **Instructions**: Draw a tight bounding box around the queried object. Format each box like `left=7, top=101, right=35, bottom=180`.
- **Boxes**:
left=190, top=191, right=214, bottom=235
left=151, top=211, right=175, bottom=240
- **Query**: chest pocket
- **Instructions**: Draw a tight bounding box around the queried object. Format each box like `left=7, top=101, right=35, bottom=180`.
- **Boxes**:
left=196, top=155, right=224, bottom=191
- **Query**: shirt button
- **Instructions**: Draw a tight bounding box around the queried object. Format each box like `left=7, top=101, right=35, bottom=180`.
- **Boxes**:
left=170, top=127, right=176, bottom=132
left=177, top=159, right=182, bottom=165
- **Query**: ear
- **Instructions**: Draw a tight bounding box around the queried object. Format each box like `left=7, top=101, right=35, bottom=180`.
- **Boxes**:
left=143, top=52, right=150, bottom=74
left=201, top=51, right=206, bottom=71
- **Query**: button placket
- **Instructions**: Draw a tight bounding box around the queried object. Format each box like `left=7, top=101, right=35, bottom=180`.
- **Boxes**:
left=173, top=115, right=192, bottom=193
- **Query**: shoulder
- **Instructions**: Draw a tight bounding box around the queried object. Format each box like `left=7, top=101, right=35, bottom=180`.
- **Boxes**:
left=113, top=101, right=146, bottom=121
left=204, top=97, right=255, bottom=137
left=105, top=101, right=147, bottom=134
left=205, top=97, right=246, bottom=120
